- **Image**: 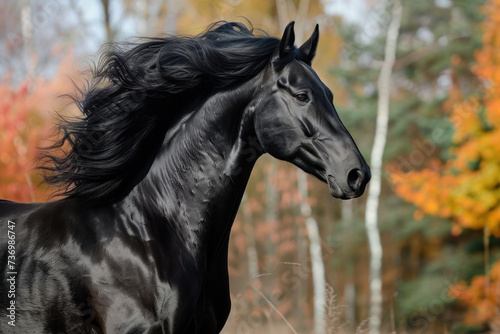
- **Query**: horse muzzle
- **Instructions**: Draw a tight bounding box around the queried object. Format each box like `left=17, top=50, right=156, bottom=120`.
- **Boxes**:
left=327, top=165, right=371, bottom=200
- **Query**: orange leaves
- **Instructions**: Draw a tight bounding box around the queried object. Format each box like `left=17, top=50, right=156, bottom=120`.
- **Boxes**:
left=473, top=0, right=500, bottom=84
left=0, top=80, right=47, bottom=202
left=390, top=0, right=500, bottom=327
left=389, top=164, right=456, bottom=219
left=449, top=262, right=500, bottom=325
left=389, top=0, right=500, bottom=235
left=390, top=127, right=500, bottom=235
left=449, top=96, right=483, bottom=144
left=0, top=54, right=77, bottom=202
left=488, top=208, right=500, bottom=238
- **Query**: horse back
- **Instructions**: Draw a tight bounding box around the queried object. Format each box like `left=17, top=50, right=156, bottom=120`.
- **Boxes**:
left=0, top=199, right=35, bottom=215
left=0, top=199, right=41, bottom=244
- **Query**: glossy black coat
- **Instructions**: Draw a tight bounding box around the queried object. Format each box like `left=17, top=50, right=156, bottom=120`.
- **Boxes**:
left=0, top=22, right=370, bottom=333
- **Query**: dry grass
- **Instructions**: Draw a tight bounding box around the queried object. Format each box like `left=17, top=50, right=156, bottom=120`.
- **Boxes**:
left=221, top=283, right=382, bottom=334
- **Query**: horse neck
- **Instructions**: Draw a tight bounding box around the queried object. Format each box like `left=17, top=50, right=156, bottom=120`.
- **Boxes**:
left=121, top=79, right=263, bottom=250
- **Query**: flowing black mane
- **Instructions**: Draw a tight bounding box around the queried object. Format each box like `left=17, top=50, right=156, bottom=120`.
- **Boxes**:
left=39, top=22, right=310, bottom=203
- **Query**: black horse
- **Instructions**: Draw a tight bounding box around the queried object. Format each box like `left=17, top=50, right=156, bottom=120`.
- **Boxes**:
left=0, top=22, right=370, bottom=333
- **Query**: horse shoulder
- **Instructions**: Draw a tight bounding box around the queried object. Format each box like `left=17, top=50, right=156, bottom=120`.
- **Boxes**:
left=0, top=199, right=105, bottom=332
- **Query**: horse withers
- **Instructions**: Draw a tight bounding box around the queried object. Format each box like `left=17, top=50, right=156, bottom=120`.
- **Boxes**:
left=0, top=21, right=370, bottom=333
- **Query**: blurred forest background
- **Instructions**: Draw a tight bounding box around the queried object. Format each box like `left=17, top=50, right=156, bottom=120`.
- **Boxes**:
left=1, top=0, right=499, bottom=333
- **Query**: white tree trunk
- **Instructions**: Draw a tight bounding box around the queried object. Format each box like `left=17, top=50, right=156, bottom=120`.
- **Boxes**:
left=297, top=169, right=325, bottom=334
left=342, top=200, right=356, bottom=331
left=364, top=1, right=402, bottom=334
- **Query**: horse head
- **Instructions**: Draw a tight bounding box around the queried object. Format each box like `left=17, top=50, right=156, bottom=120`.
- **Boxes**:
left=254, top=22, right=371, bottom=199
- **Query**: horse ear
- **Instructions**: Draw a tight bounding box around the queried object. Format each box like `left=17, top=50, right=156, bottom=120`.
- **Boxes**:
left=279, top=21, right=296, bottom=59
left=298, top=24, right=319, bottom=63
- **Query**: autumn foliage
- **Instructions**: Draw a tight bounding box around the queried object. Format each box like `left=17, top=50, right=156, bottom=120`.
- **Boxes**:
left=0, top=56, right=77, bottom=202
left=449, top=261, right=500, bottom=327
left=390, top=0, right=500, bottom=327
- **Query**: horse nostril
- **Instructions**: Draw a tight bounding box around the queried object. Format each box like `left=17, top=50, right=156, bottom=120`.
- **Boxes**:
left=347, top=168, right=364, bottom=191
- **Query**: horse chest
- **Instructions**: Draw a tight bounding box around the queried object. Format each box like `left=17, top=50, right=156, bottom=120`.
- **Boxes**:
left=90, top=265, right=228, bottom=333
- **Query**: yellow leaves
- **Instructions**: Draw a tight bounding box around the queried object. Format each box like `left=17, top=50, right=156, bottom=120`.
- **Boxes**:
left=390, top=83, right=500, bottom=233
left=390, top=1, right=500, bottom=327
left=450, top=96, right=483, bottom=143
left=390, top=142, right=500, bottom=233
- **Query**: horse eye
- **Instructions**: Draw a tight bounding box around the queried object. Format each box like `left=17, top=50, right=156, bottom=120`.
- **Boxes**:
left=295, top=93, right=309, bottom=102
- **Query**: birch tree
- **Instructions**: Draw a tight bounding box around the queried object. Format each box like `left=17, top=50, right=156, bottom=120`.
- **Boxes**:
left=341, top=200, right=356, bottom=331
left=297, top=169, right=326, bottom=334
left=364, top=1, right=402, bottom=333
